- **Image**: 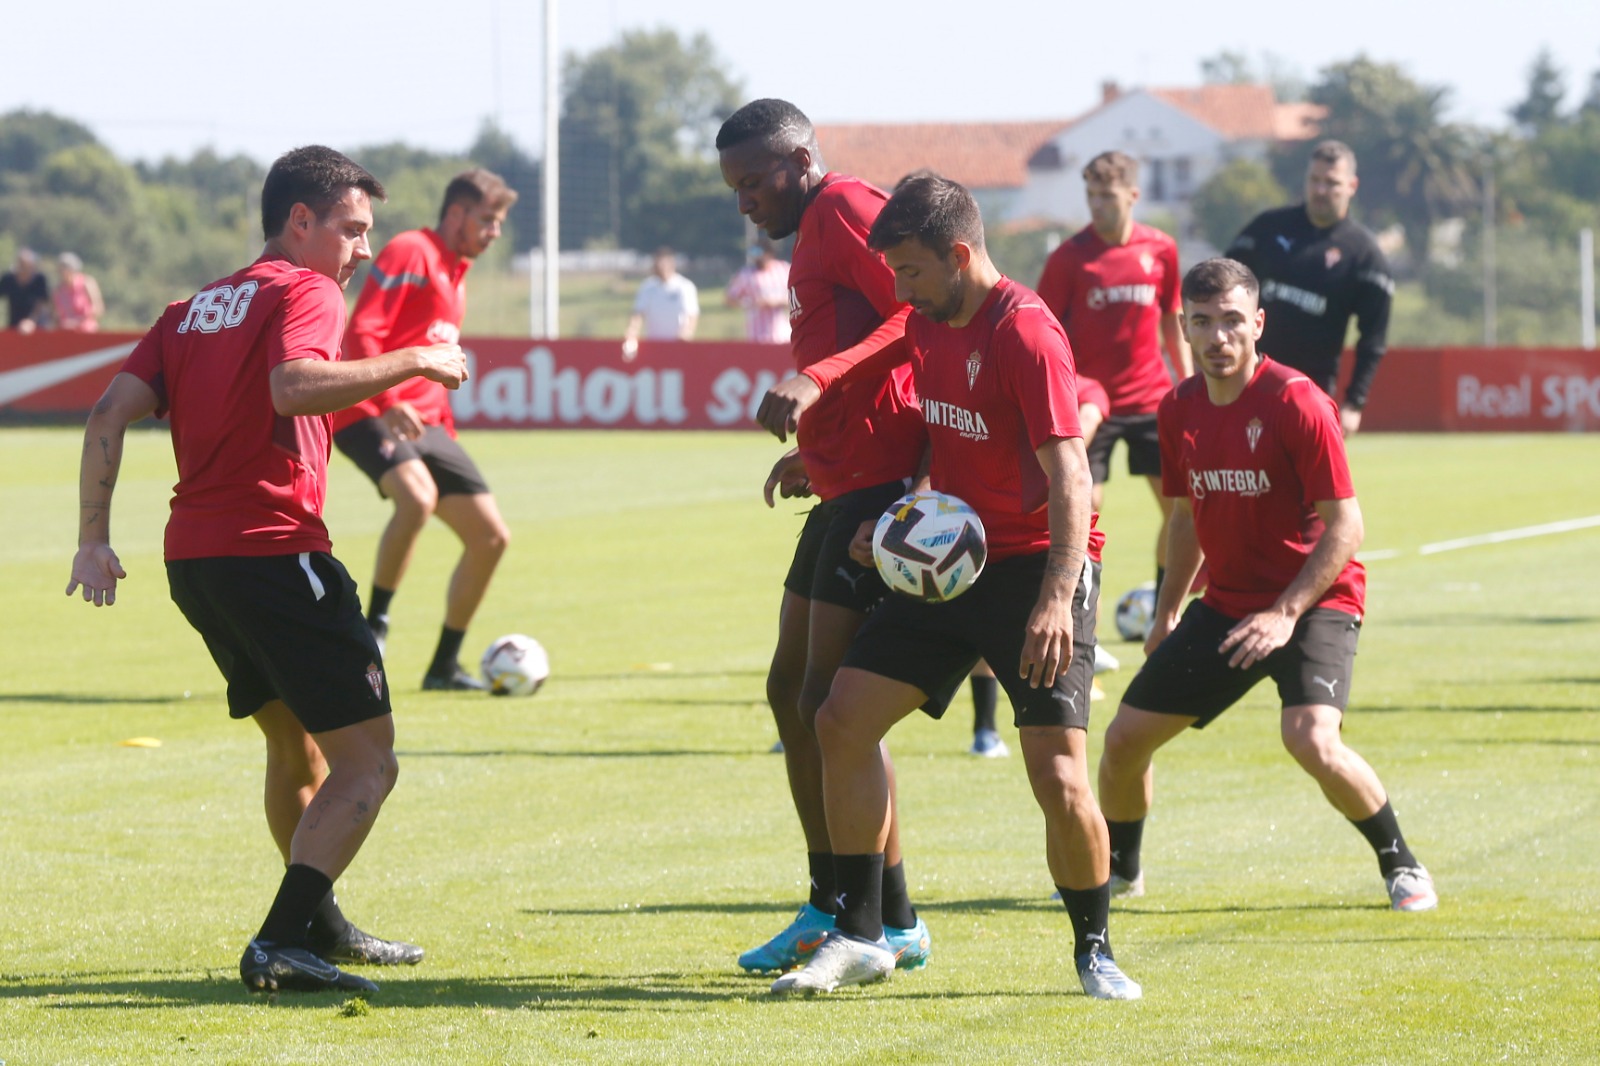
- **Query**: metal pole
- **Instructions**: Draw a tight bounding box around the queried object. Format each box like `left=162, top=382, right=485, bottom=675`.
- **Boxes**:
left=1482, top=163, right=1496, bottom=347
left=1582, top=227, right=1595, bottom=350
left=540, top=0, right=560, bottom=339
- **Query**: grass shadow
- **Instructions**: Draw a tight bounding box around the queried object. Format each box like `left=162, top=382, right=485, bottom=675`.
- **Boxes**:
left=397, top=748, right=753, bottom=759
left=0, top=692, right=191, bottom=706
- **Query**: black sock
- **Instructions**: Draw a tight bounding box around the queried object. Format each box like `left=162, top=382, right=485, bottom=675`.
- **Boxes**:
left=1351, top=802, right=1417, bottom=876
left=879, top=861, right=916, bottom=930
left=256, top=864, right=333, bottom=948
left=306, top=888, right=352, bottom=946
left=367, top=586, right=395, bottom=626
left=1154, top=566, right=1167, bottom=605
left=1106, top=819, right=1145, bottom=882
left=832, top=853, right=885, bottom=942
left=970, top=675, right=999, bottom=734
left=429, top=626, right=467, bottom=677
left=807, top=852, right=838, bottom=915
left=1057, top=882, right=1114, bottom=959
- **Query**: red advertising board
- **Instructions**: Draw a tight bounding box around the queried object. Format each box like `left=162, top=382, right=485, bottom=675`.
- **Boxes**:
left=4, top=332, right=1598, bottom=432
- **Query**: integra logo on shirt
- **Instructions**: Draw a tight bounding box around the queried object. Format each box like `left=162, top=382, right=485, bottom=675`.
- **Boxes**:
left=1261, top=280, right=1328, bottom=316
left=177, top=280, right=259, bottom=334
left=923, top=398, right=990, bottom=440
left=1187, top=467, right=1272, bottom=499
left=1086, top=284, right=1157, bottom=310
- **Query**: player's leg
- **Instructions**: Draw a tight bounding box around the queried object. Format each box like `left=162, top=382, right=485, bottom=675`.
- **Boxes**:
left=967, top=659, right=1007, bottom=756
left=1273, top=610, right=1436, bottom=911
left=414, top=431, right=504, bottom=690
left=256, top=699, right=327, bottom=861
left=771, top=666, right=924, bottom=995
left=333, top=419, right=430, bottom=650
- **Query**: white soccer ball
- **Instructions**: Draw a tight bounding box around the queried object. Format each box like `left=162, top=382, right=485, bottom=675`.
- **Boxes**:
left=1114, top=584, right=1157, bottom=642
left=871, top=491, right=987, bottom=603
left=480, top=634, right=550, bottom=696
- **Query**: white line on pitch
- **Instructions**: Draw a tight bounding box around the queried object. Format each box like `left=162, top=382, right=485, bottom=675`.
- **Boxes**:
left=1418, top=514, right=1600, bottom=556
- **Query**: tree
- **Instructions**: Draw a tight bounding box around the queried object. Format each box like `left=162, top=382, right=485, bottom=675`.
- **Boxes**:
left=0, top=109, right=98, bottom=176
left=558, top=29, right=745, bottom=257
left=1190, top=159, right=1288, bottom=250
left=1511, top=49, right=1566, bottom=133
left=1299, top=57, right=1478, bottom=269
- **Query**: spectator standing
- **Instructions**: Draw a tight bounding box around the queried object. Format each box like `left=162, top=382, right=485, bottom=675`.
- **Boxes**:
left=727, top=240, right=792, bottom=343
left=54, top=253, right=105, bottom=332
left=1, top=249, right=50, bottom=333
left=622, top=247, right=699, bottom=358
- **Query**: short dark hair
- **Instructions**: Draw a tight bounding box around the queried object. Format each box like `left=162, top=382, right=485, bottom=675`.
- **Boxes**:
left=1181, top=257, right=1259, bottom=303
left=1082, top=150, right=1138, bottom=186
left=1308, top=139, right=1357, bottom=174
left=261, top=145, right=385, bottom=240
left=439, top=167, right=518, bottom=226
left=715, top=98, right=820, bottom=157
left=868, top=173, right=986, bottom=259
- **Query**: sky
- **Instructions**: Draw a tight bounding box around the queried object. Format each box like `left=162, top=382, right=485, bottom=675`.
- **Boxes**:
left=5, top=0, right=1599, bottom=165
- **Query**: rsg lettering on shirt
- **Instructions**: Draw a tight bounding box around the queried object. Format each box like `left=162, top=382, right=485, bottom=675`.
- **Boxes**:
left=922, top=398, right=991, bottom=440
left=1188, top=467, right=1273, bottom=499
left=1261, top=279, right=1328, bottom=317
left=177, top=281, right=260, bottom=334
left=1085, top=284, right=1157, bottom=310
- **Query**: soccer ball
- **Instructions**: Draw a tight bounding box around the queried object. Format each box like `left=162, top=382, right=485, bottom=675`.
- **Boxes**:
left=871, top=491, right=987, bottom=603
left=480, top=634, right=550, bottom=696
left=1114, top=584, right=1157, bottom=642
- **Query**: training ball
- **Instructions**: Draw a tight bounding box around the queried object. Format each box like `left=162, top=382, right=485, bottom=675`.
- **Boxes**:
left=1114, top=584, right=1157, bottom=642
left=871, top=491, right=987, bottom=603
left=480, top=634, right=550, bottom=696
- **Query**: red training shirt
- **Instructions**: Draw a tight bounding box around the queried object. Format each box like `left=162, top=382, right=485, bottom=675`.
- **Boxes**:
left=788, top=173, right=927, bottom=500
left=908, top=278, right=1105, bottom=564
left=1036, top=222, right=1181, bottom=416
left=1158, top=356, right=1365, bottom=618
left=332, top=228, right=468, bottom=434
left=120, top=255, right=344, bottom=560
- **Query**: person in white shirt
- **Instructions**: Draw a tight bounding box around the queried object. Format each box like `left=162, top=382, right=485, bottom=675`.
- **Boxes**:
left=623, top=247, right=699, bottom=359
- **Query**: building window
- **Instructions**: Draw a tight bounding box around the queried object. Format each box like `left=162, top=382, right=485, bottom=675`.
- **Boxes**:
left=1148, top=158, right=1167, bottom=202
left=1174, top=156, right=1192, bottom=199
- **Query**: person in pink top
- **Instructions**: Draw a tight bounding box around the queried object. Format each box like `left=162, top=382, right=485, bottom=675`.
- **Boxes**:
left=726, top=239, right=792, bottom=343
left=1096, top=257, right=1437, bottom=915
left=53, top=253, right=105, bottom=331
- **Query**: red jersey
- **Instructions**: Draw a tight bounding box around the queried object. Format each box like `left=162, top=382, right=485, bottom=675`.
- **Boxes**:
left=120, top=255, right=344, bottom=560
left=908, top=278, right=1106, bottom=563
left=332, top=228, right=468, bottom=434
left=1036, top=222, right=1181, bottom=416
left=1158, top=356, right=1365, bottom=618
left=1078, top=376, right=1110, bottom=421
left=788, top=173, right=926, bottom=500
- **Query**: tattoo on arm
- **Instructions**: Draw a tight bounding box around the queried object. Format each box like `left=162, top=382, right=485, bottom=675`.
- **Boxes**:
left=99, top=435, right=111, bottom=464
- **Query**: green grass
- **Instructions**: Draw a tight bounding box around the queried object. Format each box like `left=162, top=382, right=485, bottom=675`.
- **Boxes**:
left=3, top=428, right=1599, bottom=1064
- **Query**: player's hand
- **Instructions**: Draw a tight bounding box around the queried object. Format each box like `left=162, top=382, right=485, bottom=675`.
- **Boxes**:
left=621, top=337, right=639, bottom=362
left=66, top=543, right=126, bottom=607
left=1219, top=607, right=1295, bottom=669
left=1019, top=589, right=1074, bottom=689
left=381, top=402, right=426, bottom=441
left=413, top=343, right=468, bottom=389
left=847, top=520, right=875, bottom=567
left=1143, top=611, right=1179, bottom=656
left=1339, top=405, right=1362, bottom=438
left=754, top=375, right=822, bottom=442
left=762, top=449, right=812, bottom=507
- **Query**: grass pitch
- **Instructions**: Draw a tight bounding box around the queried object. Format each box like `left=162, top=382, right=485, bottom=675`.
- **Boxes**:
left=3, top=427, right=1599, bottom=1065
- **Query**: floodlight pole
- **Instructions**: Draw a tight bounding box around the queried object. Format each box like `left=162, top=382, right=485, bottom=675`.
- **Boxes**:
left=539, top=0, right=560, bottom=339
left=1482, top=162, right=1496, bottom=347
left=1581, top=228, right=1595, bottom=350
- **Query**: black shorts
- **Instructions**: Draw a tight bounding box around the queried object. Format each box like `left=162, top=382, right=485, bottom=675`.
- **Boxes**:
left=782, top=480, right=910, bottom=612
left=334, top=418, right=491, bottom=498
left=842, top=554, right=1101, bottom=730
left=1086, top=413, right=1161, bottom=484
left=1122, top=600, right=1360, bottom=727
left=167, top=553, right=391, bottom=732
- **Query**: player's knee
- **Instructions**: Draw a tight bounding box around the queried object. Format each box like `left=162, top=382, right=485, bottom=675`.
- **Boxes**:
left=766, top=665, right=802, bottom=721
left=796, top=672, right=833, bottom=731
left=1280, top=717, right=1337, bottom=771
left=1099, top=713, right=1151, bottom=774
left=813, top=696, right=867, bottom=756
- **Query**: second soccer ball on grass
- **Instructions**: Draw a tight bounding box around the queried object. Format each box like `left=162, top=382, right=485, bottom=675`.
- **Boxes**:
left=480, top=634, right=550, bottom=696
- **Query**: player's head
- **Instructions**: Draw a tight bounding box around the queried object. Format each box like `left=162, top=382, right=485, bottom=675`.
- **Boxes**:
left=1082, top=151, right=1140, bottom=239
left=652, top=246, right=677, bottom=278
left=439, top=168, right=518, bottom=259
left=261, top=146, right=386, bottom=288
left=1180, top=258, right=1264, bottom=381
left=1304, top=140, right=1358, bottom=227
left=717, top=98, right=823, bottom=241
left=13, top=247, right=37, bottom=278
left=869, top=173, right=987, bottom=324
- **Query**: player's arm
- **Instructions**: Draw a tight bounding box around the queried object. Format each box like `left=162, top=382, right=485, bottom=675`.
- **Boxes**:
left=762, top=447, right=812, bottom=508
left=1341, top=257, right=1395, bottom=436
left=1219, top=495, right=1363, bottom=668
left=753, top=308, right=911, bottom=441
left=1147, top=496, right=1203, bottom=654
left=1021, top=435, right=1092, bottom=689
left=271, top=345, right=466, bottom=416
left=67, top=373, right=160, bottom=606
left=1160, top=311, right=1192, bottom=380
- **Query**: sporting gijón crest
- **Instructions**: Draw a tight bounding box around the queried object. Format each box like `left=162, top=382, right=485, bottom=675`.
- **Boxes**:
left=365, top=662, right=384, bottom=700
left=1246, top=417, right=1263, bottom=453
left=879, top=500, right=988, bottom=600
left=966, top=349, right=982, bottom=389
